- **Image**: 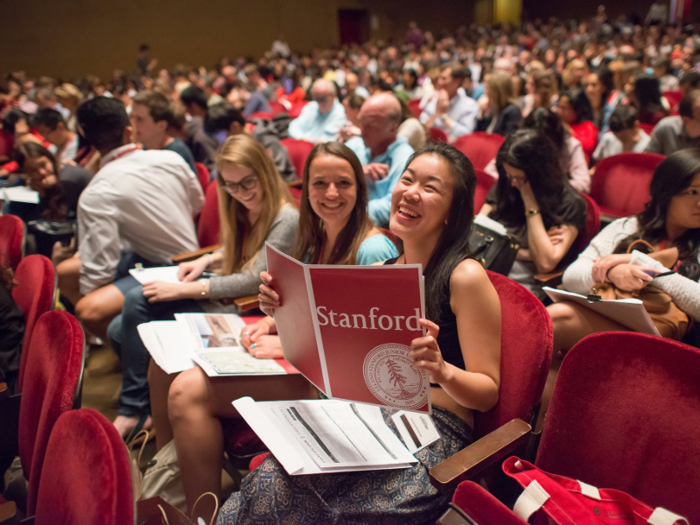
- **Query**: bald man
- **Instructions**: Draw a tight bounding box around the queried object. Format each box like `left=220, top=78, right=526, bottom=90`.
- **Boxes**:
left=345, top=93, right=415, bottom=227
left=288, top=79, right=347, bottom=142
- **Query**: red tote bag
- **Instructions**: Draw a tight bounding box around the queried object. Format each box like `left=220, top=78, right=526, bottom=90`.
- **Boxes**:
left=502, top=457, right=689, bottom=525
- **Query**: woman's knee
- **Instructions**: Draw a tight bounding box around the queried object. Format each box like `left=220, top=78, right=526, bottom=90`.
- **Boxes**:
left=168, top=367, right=210, bottom=422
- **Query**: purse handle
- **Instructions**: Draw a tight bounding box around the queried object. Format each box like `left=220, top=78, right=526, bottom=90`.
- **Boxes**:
left=191, top=492, right=219, bottom=525
left=626, top=238, right=656, bottom=255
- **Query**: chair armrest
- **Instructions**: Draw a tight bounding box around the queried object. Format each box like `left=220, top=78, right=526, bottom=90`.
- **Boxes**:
left=0, top=501, right=19, bottom=525
left=429, top=418, right=531, bottom=492
left=286, top=180, right=303, bottom=189
left=534, top=271, right=564, bottom=287
left=0, top=383, right=8, bottom=401
left=171, top=244, right=222, bottom=264
left=234, top=295, right=259, bottom=313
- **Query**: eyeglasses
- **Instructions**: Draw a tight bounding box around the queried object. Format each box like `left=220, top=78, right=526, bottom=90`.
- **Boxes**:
left=220, top=175, right=258, bottom=194
left=313, top=95, right=331, bottom=104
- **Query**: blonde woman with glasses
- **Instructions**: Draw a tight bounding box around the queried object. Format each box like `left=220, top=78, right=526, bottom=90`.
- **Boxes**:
left=107, top=134, right=299, bottom=439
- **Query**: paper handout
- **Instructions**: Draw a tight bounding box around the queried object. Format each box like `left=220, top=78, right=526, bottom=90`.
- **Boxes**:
left=0, top=186, right=40, bottom=204
left=544, top=287, right=661, bottom=336
left=266, top=243, right=431, bottom=413
left=129, top=266, right=183, bottom=285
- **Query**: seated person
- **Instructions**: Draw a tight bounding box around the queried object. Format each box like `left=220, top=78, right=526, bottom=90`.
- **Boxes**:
left=12, top=142, right=93, bottom=257
left=646, top=89, right=700, bottom=156
left=557, top=88, right=599, bottom=160
left=480, top=129, right=587, bottom=300
left=0, top=264, right=24, bottom=394
left=475, top=72, right=522, bottom=136
left=217, top=142, right=501, bottom=524
left=339, top=93, right=365, bottom=143
left=629, top=74, right=669, bottom=127
left=397, top=98, right=428, bottom=151
left=549, top=149, right=700, bottom=351
left=56, top=97, right=203, bottom=341
left=205, top=102, right=296, bottom=182
left=593, top=105, right=651, bottom=162
left=31, top=108, right=80, bottom=164
left=152, top=142, right=398, bottom=510
left=131, top=90, right=197, bottom=173
left=288, top=79, right=347, bottom=143
left=345, top=93, right=415, bottom=228
left=419, top=62, right=479, bottom=142
left=108, top=134, right=298, bottom=438
left=180, top=85, right=218, bottom=173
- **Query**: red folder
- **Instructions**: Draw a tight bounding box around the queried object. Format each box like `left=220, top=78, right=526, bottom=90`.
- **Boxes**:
left=266, top=244, right=431, bottom=413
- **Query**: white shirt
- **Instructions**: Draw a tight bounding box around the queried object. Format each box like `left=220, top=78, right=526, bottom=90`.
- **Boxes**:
left=419, top=88, right=479, bottom=141
left=49, top=134, right=79, bottom=164
left=77, top=144, right=204, bottom=295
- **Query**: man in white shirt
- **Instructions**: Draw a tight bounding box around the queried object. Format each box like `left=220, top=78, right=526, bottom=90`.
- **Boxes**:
left=419, top=62, right=479, bottom=142
left=593, top=105, right=651, bottom=162
left=32, top=108, right=79, bottom=164
left=57, top=97, right=204, bottom=339
left=288, top=79, right=347, bottom=143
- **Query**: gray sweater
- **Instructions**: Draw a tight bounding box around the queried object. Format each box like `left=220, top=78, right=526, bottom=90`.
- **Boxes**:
left=204, top=205, right=299, bottom=308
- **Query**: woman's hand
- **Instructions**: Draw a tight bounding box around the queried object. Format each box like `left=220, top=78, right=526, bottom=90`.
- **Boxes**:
left=142, top=281, right=186, bottom=303
left=258, top=271, right=281, bottom=316
left=248, top=335, right=283, bottom=359
left=591, top=254, right=632, bottom=283
left=547, top=226, right=566, bottom=245
left=177, top=256, right=209, bottom=282
left=515, top=180, right=539, bottom=211
left=606, top=264, right=656, bottom=292
left=410, top=319, right=451, bottom=384
left=241, top=319, right=272, bottom=350
left=51, top=239, right=76, bottom=266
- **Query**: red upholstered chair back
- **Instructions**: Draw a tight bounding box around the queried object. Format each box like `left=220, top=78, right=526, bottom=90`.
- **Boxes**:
left=12, top=255, right=55, bottom=389
left=197, top=181, right=221, bottom=248
left=452, top=481, right=526, bottom=524
left=288, top=100, right=309, bottom=118
left=0, top=214, right=24, bottom=270
left=35, top=409, right=133, bottom=525
left=429, top=127, right=449, bottom=144
left=572, top=192, right=602, bottom=255
left=453, top=132, right=505, bottom=171
left=536, top=332, right=700, bottom=521
left=663, top=90, right=682, bottom=114
left=269, top=100, right=286, bottom=117
left=19, top=311, right=84, bottom=514
left=639, top=122, right=655, bottom=135
left=408, top=98, right=422, bottom=118
left=475, top=272, right=553, bottom=438
left=194, top=162, right=210, bottom=193
left=589, top=152, right=665, bottom=219
left=281, top=138, right=315, bottom=180
left=474, top=169, right=497, bottom=211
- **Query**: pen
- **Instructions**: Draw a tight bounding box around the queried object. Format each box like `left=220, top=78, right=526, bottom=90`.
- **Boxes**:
left=652, top=271, right=676, bottom=279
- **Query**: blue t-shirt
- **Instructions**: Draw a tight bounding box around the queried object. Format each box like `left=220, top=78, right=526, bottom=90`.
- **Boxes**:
left=356, top=234, right=399, bottom=265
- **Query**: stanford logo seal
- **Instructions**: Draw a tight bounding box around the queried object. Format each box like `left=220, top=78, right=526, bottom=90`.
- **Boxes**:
left=363, top=343, right=428, bottom=410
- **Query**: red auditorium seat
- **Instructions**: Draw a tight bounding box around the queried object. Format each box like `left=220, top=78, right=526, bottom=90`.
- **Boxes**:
left=453, top=132, right=505, bottom=171
left=589, top=152, right=665, bottom=220
left=663, top=90, right=682, bottom=114
left=407, top=98, right=422, bottom=118
left=429, top=127, right=449, bottom=144
left=197, top=181, right=221, bottom=248
left=474, top=169, right=496, bottom=211
left=575, top=192, right=601, bottom=252
left=639, top=122, right=655, bottom=135
left=287, top=101, right=309, bottom=118
left=194, top=162, right=210, bottom=192
left=34, top=409, right=133, bottom=525
left=19, top=311, right=84, bottom=515
left=0, top=214, right=24, bottom=270
left=450, top=481, right=526, bottom=524
left=12, top=255, right=55, bottom=390
left=281, top=138, right=315, bottom=177
left=268, top=100, right=286, bottom=116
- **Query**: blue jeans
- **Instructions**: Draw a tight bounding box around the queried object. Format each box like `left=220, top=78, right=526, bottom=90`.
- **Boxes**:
left=107, top=286, right=202, bottom=417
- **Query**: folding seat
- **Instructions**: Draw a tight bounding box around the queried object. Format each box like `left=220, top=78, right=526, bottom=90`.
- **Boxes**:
left=0, top=215, right=24, bottom=270
left=194, top=162, right=210, bottom=193
left=429, top=127, right=449, bottom=144
left=453, top=132, right=506, bottom=171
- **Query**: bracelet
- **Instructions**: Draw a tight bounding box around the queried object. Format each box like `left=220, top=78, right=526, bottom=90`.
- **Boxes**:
left=206, top=253, right=214, bottom=268
left=200, top=280, right=207, bottom=297
left=526, top=208, right=540, bottom=216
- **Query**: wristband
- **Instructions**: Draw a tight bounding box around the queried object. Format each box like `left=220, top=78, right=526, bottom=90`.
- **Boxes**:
left=200, top=280, right=208, bottom=297
left=526, top=208, right=540, bottom=216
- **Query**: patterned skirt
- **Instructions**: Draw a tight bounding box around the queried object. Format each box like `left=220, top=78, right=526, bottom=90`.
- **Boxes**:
left=217, top=406, right=473, bottom=525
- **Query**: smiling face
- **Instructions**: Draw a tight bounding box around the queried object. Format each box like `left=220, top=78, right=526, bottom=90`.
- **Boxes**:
left=390, top=153, right=454, bottom=242
left=219, top=163, right=263, bottom=213
left=666, top=173, right=700, bottom=231
left=23, top=155, right=57, bottom=192
left=308, top=154, right=357, bottom=228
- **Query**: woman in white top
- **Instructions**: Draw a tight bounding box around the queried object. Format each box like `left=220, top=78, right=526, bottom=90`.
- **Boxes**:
left=549, top=149, right=700, bottom=352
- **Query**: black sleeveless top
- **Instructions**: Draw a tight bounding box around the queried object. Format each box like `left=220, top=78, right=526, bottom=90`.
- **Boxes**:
left=384, top=258, right=465, bottom=386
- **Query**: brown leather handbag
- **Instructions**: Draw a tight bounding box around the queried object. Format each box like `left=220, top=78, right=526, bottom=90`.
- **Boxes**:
left=590, top=239, right=689, bottom=340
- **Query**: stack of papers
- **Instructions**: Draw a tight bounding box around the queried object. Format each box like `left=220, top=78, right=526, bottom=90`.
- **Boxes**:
left=0, top=186, right=40, bottom=204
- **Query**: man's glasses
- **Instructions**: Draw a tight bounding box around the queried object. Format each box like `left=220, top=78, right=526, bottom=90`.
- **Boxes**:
left=313, top=95, right=331, bottom=104
left=220, top=175, right=258, bottom=194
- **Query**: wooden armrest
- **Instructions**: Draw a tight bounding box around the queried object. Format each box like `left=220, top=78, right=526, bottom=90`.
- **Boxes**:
left=286, top=180, right=303, bottom=189
left=429, top=418, right=531, bottom=492
left=234, top=294, right=259, bottom=312
left=171, top=244, right=222, bottom=264
left=534, top=271, right=564, bottom=286
left=0, top=383, right=8, bottom=401
left=0, top=501, right=19, bottom=525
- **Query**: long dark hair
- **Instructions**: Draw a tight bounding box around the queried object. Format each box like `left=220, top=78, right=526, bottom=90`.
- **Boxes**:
left=491, top=129, right=568, bottom=230
left=560, top=87, right=594, bottom=123
left=633, top=75, right=667, bottom=124
left=293, top=142, right=374, bottom=265
left=400, top=143, right=476, bottom=322
left=14, top=142, right=67, bottom=220
left=614, top=149, right=700, bottom=280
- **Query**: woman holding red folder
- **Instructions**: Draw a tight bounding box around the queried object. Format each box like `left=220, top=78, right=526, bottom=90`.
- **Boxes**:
left=217, top=143, right=502, bottom=524
left=158, top=142, right=398, bottom=511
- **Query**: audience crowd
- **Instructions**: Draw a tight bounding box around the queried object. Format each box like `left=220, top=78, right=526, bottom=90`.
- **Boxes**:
left=2, top=5, right=700, bottom=523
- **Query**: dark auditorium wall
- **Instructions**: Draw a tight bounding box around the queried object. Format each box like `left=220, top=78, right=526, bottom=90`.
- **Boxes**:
left=522, top=0, right=659, bottom=21
left=0, top=0, right=474, bottom=79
